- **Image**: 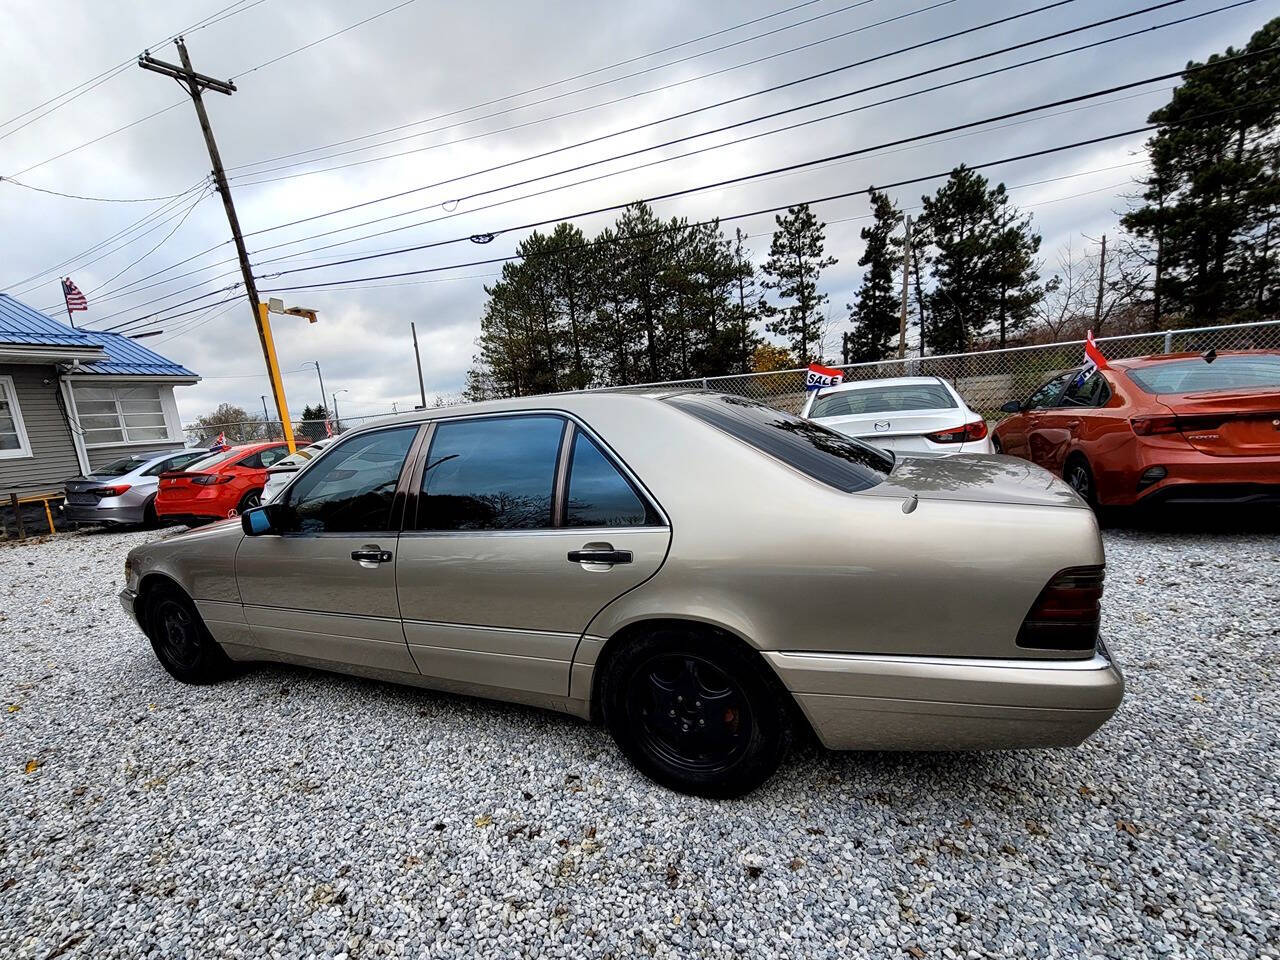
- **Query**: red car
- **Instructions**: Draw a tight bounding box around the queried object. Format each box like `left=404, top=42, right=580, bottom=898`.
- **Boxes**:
left=155, top=442, right=290, bottom=523
left=992, top=350, right=1280, bottom=507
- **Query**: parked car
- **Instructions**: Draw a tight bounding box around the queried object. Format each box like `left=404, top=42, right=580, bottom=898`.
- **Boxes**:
left=992, top=351, right=1280, bottom=507
left=801, top=376, right=993, bottom=454
left=121, top=392, right=1123, bottom=797
left=63, top=449, right=207, bottom=527
left=154, top=441, right=290, bottom=524
left=261, top=437, right=335, bottom=503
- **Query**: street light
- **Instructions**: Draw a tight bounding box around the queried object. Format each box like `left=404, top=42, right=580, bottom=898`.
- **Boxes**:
left=296, top=360, right=327, bottom=416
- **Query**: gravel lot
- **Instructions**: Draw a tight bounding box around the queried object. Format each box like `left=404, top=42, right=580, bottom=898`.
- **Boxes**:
left=2, top=522, right=1278, bottom=959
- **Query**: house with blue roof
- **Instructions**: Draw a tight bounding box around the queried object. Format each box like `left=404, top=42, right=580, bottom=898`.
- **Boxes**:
left=0, top=293, right=199, bottom=500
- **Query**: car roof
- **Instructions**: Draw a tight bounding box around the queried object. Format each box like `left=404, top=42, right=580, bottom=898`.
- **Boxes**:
left=1109, top=349, right=1279, bottom=369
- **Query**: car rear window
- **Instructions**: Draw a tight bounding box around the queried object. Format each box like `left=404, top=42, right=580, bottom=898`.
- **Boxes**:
left=809, top=383, right=956, bottom=418
left=183, top=449, right=239, bottom=472
left=97, top=455, right=150, bottom=476
left=1126, top=355, right=1280, bottom=394
left=667, top=393, right=893, bottom=493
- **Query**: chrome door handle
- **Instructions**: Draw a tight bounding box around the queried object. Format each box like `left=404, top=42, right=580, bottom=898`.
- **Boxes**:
left=1067, top=419, right=1082, bottom=428
left=351, top=549, right=393, bottom=564
left=567, top=548, right=633, bottom=565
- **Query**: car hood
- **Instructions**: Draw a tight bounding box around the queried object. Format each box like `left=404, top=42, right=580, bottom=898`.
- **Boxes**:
left=863, top=452, right=1086, bottom=508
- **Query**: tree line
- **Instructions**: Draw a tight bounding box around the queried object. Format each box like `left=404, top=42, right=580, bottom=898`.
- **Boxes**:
left=457, top=18, right=1278, bottom=398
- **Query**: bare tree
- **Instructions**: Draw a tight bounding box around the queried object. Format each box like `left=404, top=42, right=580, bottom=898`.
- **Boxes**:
left=1034, top=240, right=1093, bottom=341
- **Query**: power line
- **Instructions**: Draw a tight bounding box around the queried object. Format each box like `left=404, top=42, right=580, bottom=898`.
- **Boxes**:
left=231, top=0, right=967, bottom=186
left=84, top=187, right=215, bottom=293
left=0, top=0, right=272, bottom=141
left=0, top=175, right=197, bottom=203
left=241, top=1, right=1237, bottom=273
left=6, top=102, right=188, bottom=179
left=225, top=0, right=889, bottom=175
left=231, top=0, right=1080, bottom=234
left=259, top=53, right=1272, bottom=285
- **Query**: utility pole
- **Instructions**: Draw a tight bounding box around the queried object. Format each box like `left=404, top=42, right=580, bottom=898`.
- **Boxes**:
left=139, top=38, right=295, bottom=451
left=331, top=391, right=343, bottom=431
left=897, top=215, right=912, bottom=360
left=1092, top=232, right=1108, bottom=331
left=260, top=395, right=271, bottom=433
left=300, top=360, right=326, bottom=414
left=411, top=321, right=427, bottom=409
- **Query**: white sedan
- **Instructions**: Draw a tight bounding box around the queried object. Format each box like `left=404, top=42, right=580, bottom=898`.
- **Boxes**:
left=260, top=437, right=335, bottom=503
left=800, top=376, right=993, bottom=454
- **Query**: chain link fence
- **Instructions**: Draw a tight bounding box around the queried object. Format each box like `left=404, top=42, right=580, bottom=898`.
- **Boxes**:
left=598, top=320, right=1280, bottom=418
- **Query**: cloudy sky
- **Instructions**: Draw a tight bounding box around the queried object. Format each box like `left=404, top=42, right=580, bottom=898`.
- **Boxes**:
left=0, top=0, right=1269, bottom=425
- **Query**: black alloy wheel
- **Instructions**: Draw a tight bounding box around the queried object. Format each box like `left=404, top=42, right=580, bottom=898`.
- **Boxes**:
left=1065, top=457, right=1096, bottom=506
left=145, top=589, right=233, bottom=684
left=236, top=490, right=263, bottom=514
left=600, top=628, right=791, bottom=798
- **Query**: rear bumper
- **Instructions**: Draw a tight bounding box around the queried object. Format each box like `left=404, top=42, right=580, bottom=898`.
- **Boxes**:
left=64, top=503, right=146, bottom=525
left=1102, top=438, right=1280, bottom=506
left=763, top=643, right=1124, bottom=751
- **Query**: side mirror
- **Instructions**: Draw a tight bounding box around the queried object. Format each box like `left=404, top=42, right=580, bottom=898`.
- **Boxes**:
left=241, top=503, right=291, bottom=535
left=1000, top=400, right=1022, bottom=414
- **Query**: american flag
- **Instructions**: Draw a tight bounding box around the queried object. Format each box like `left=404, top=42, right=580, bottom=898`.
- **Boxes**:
left=61, top=278, right=87, bottom=313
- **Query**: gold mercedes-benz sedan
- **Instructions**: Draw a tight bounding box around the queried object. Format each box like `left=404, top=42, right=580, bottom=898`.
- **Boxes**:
left=120, top=391, right=1124, bottom=797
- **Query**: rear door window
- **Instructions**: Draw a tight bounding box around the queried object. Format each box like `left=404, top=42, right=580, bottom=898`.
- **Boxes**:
left=810, top=383, right=956, bottom=418
left=565, top=430, right=660, bottom=527
left=1059, top=371, right=1111, bottom=408
left=1126, top=355, right=1280, bottom=394
left=667, top=394, right=892, bottom=493
left=418, top=415, right=566, bottom=530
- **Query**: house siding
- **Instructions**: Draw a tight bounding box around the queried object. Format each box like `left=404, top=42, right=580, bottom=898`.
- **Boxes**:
left=0, top=363, right=80, bottom=497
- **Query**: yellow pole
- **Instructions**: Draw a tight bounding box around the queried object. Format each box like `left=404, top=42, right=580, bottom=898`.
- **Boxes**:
left=42, top=498, right=55, bottom=535
left=256, top=302, right=297, bottom=453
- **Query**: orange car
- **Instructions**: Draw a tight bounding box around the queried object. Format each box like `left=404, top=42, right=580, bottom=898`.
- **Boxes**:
left=992, top=351, right=1280, bottom=507
left=155, top=441, right=290, bottom=523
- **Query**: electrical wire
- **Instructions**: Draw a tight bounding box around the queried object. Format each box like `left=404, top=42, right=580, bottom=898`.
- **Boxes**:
left=0, top=174, right=197, bottom=203
left=84, top=187, right=215, bottom=293
left=238, top=2, right=1238, bottom=272
left=259, top=53, right=1274, bottom=285
left=225, top=0, right=890, bottom=175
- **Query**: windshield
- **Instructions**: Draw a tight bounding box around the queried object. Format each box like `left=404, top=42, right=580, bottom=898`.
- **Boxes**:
left=1127, top=354, right=1280, bottom=394
left=810, top=383, right=956, bottom=418
left=667, top=393, right=893, bottom=492
left=95, top=455, right=150, bottom=477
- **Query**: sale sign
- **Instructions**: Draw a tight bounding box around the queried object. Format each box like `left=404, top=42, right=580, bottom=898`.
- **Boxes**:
left=805, top=363, right=845, bottom=391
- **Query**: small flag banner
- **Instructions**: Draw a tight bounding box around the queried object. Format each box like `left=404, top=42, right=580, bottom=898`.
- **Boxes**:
left=210, top=432, right=228, bottom=450
left=1076, top=329, right=1110, bottom=384
left=805, top=363, right=845, bottom=391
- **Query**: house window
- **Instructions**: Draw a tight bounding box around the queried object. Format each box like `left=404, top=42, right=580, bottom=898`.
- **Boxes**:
left=72, top=384, right=173, bottom=446
left=0, top=375, right=34, bottom=459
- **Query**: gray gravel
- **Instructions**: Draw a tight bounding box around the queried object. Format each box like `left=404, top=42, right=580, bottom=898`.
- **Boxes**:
left=2, top=522, right=1278, bottom=959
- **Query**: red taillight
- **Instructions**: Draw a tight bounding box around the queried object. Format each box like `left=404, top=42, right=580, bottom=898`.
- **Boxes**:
left=87, top=484, right=131, bottom=497
left=1018, top=566, right=1104, bottom=651
left=926, top=419, right=988, bottom=444
left=190, top=473, right=233, bottom=485
left=1130, top=415, right=1178, bottom=436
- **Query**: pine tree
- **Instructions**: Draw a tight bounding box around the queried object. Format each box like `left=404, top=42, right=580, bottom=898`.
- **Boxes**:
left=846, top=190, right=901, bottom=362
left=1121, top=17, right=1280, bottom=323
left=760, top=204, right=837, bottom=365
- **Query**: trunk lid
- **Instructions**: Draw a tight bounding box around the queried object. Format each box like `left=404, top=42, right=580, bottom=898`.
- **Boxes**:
left=816, top=409, right=966, bottom=450
left=1156, top=389, right=1280, bottom=457
left=864, top=452, right=1085, bottom=508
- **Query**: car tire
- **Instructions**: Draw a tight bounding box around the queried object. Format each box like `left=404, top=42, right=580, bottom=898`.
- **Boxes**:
left=144, top=586, right=234, bottom=685
left=1064, top=455, right=1096, bottom=508
left=991, top=435, right=1003, bottom=454
left=236, top=490, right=263, bottom=514
left=599, top=627, right=792, bottom=799
left=142, top=497, right=159, bottom=529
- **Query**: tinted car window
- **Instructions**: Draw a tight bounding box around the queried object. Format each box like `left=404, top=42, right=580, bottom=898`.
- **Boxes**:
left=184, top=449, right=240, bottom=472
left=419, top=415, right=565, bottom=531
left=565, top=431, right=658, bottom=527
left=1126, top=355, right=1280, bottom=394
left=667, top=394, right=893, bottom=493
left=98, top=455, right=151, bottom=476
left=285, top=426, right=417, bottom=533
left=239, top=447, right=288, bottom=469
left=809, top=383, right=956, bottom=418
left=1060, top=371, right=1110, bottom=408
left=1025, top=373, right=1073, bottom=409
left=143, top=451, right=203, bottom=476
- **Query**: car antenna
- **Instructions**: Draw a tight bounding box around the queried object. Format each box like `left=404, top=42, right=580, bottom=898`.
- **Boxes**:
left=1202, top=348, right=1217, bottom=364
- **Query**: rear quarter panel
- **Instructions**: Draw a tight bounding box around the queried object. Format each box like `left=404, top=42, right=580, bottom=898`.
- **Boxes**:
left=568, top=399, right=1104, bottom=664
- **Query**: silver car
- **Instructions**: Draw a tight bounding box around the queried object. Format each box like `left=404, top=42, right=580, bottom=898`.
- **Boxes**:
left=120, top=392, right=1124, bottom=797
left=64, top=449, right=206, bottom=527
